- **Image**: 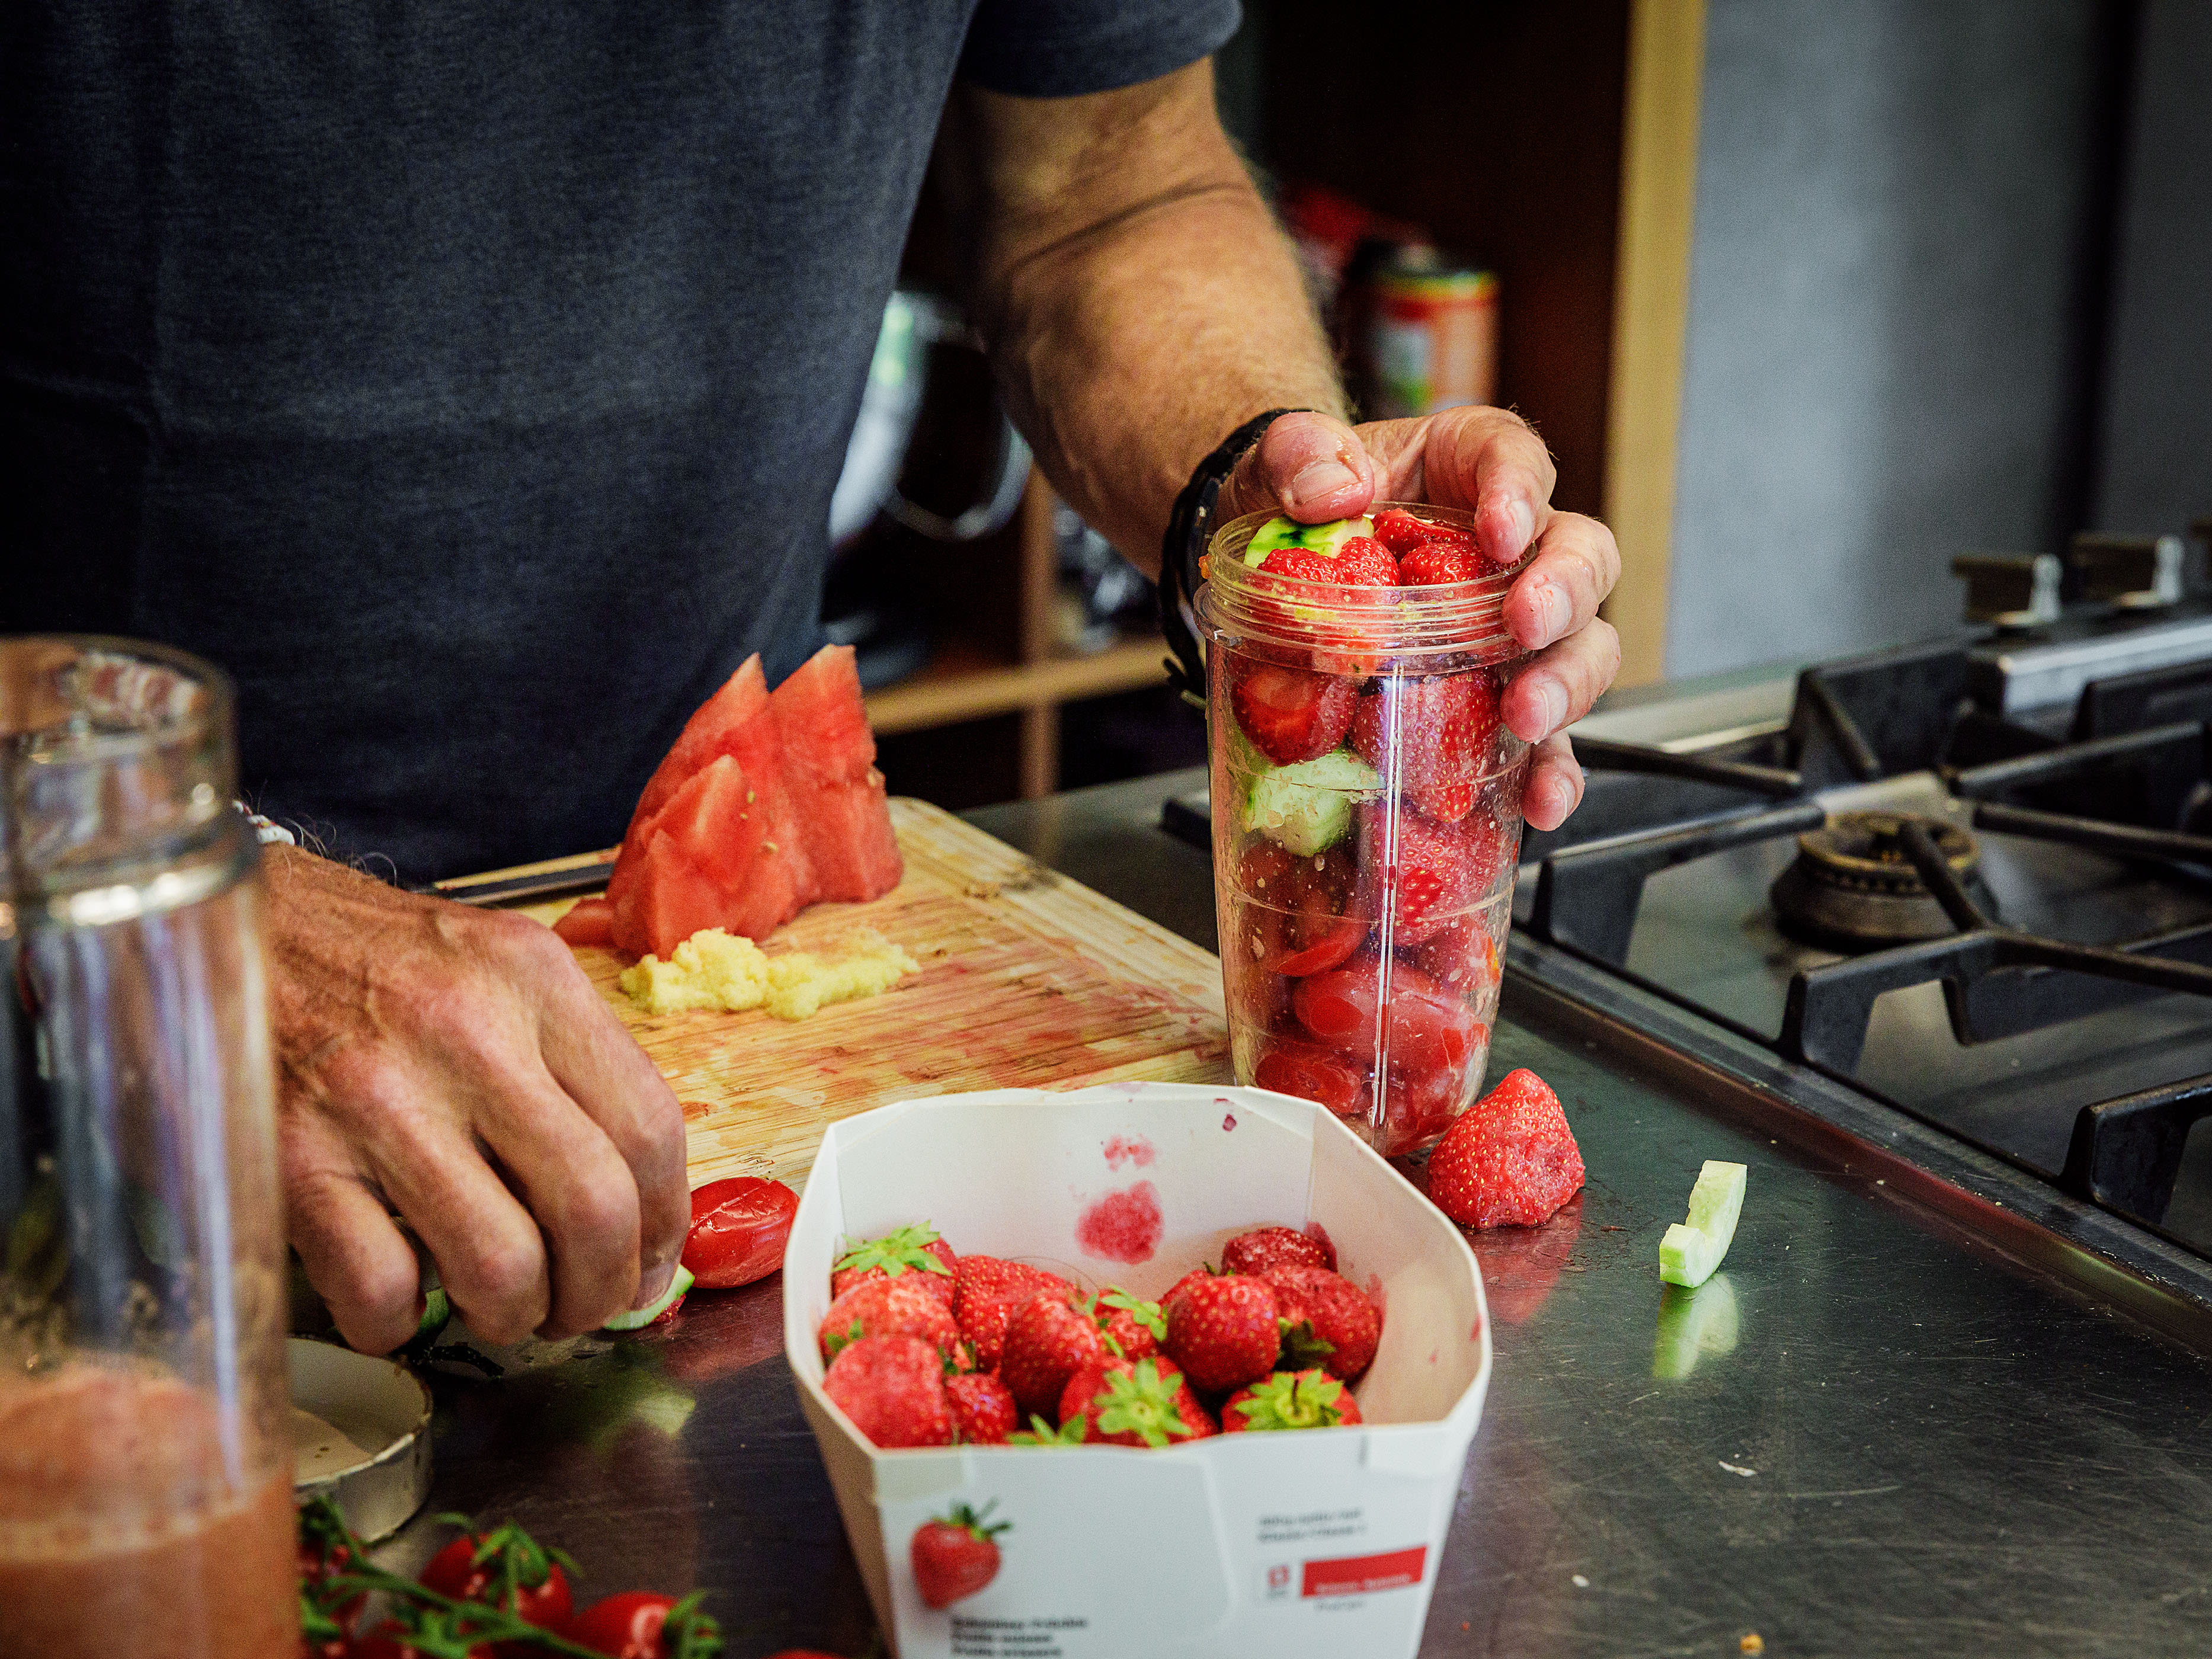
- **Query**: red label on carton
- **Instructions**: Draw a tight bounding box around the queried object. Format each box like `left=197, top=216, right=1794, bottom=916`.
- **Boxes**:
left=1300, top=1545, right=1427, bottom=1598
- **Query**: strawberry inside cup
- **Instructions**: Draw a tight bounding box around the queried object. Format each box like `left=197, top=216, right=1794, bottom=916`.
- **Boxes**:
left=1202, top=501, right=1531, bottom=1158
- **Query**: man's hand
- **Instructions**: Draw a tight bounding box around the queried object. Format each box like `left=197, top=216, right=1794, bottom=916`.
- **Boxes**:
left=266, top=848, right=689, bottom=1353
left=1219, top=408, right=1622, bottom=832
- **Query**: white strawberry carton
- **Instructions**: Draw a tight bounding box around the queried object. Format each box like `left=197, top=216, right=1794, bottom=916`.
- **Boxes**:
left=783, top=1081, right=1492, bottom=1659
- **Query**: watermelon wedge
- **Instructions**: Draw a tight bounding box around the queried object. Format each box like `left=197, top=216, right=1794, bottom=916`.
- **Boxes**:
left=602, top=646, right=904, bottom=957
left=611, top=829, right=729, bottom=959
left=635, top=656, right=771, bottom=826
left=769, top=646, right=902, bottom=902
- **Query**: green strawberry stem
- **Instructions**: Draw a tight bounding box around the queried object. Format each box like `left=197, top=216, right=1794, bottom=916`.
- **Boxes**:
left=1278, top=1316, right=1337, bottom=1372
left=940, top=1499, right=1013, bottom=1542
left=833, top=1223, right=952, bottom=1279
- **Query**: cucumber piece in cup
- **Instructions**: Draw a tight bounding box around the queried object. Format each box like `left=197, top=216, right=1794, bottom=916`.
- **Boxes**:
left=1241, top=748, right=1381, bottom=857
left=1240, top=514, right=1375, bottom=567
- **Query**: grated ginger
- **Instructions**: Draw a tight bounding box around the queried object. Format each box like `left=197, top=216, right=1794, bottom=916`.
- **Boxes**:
left=618, top=927, right=917, bottom=1020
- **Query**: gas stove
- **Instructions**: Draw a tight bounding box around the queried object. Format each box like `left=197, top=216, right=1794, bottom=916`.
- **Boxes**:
left=1521, top=527, right=2212, bottom=1267
left=1168, top=523, right=2212, bottom=1306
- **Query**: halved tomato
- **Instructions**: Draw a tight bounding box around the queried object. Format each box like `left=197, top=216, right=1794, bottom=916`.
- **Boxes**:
left=681, top=1177, right=798, bottom=1289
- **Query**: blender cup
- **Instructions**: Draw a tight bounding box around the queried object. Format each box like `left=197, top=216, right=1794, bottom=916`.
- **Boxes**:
left=1198, top=504, right=1531, bottom=1157
left=1, top=638, right=297, bottom=1659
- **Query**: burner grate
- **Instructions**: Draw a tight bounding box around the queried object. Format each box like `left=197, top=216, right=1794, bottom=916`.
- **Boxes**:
left=1549, top=647, right=2212, bottom=1232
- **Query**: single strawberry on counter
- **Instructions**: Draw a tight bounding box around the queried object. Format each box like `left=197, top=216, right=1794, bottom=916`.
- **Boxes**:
left=817, top=1276, right=961, bottom=1364
left=822, top=1334, right=954, bottom=1448
left=1263, top=1265, right=1382, bottom=1382
left=1057, top=1357, right=1217, bottom=1447
left=830, top=1222, right=957, bottom=1306
left=1162, top=1273, right=1282, bottom=1395
left=1221, top=1225, right=1336, bottom=1277
left=1222, top=1369, right=1363, bottom=1431
left=953, top=1257, right=1074, bottom=1373
left=1231, top=661, right=1357, bottom=766
left=1092, top=1289, right=1166, bottom=1361
left=944, top=1370, right=1017, bottom=1445
left=1426, top=1066, right=1586, bottom=1228
left=1000, top=1291, right=1106, bottom=1418
left=910, top=1503, right=1010, bottom=1610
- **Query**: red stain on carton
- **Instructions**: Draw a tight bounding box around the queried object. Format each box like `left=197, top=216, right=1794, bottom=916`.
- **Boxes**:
left=1075, top=1180, right=1163, bottom=1264
left=1102, top=1134, right=1155, bottom=1171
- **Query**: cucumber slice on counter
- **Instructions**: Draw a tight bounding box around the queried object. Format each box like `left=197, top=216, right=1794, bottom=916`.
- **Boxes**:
left=1242, top=748, right=1382, bottom=856
left=603, top=1264, right=694, bottom=1332
left=1659, top=1160, right=1746, bottom=1288
left=1241, top=514, right=1375, bottom=567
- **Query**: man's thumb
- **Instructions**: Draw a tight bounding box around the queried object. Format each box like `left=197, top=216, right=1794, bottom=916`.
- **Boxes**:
left=1219, top=410, right=1376, bottom=526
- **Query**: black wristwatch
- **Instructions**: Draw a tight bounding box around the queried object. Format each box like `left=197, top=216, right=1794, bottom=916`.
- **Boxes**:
left=1158, top=408, right=1313, bottom=707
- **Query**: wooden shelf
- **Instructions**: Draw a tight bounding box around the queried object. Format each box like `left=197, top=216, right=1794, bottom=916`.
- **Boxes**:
left=863, top=636, right=1169, bottom=737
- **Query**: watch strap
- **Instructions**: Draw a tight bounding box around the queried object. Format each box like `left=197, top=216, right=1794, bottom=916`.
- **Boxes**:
left=1158, top=408, right=1313, bottom=706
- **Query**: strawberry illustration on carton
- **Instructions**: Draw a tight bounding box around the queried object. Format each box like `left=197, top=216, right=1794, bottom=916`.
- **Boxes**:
left=782, top=1083, right=1491, bottom=1659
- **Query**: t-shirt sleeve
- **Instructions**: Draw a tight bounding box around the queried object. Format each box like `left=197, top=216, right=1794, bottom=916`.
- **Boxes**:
left=959, top=0, right=1243, bottom=99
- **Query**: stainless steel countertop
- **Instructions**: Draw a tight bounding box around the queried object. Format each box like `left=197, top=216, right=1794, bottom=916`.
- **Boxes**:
left=376, top=770, right=2212, bottom=1658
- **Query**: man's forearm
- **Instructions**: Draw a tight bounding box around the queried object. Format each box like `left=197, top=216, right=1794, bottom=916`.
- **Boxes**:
left=946, top=65, right=1345, bottom=574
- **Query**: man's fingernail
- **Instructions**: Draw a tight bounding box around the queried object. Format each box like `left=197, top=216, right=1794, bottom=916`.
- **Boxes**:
left=630, top=1259, right=676, bottom=1311
left=1535, top=675, right=1569, bottom=738
left=1288, top=458, right=1358, bottom=507
left=1511, top=498, right=1536, bottom=558
left=1532, top=581, right=1567, bottom=643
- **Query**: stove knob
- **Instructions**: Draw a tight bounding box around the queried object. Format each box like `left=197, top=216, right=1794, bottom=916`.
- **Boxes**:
left=2068, top=532, right=2185, bottom=610
left=1952, top=552, right=2061, bottom=629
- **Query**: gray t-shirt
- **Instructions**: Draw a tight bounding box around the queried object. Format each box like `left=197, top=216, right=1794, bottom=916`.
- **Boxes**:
left=1, top=1, right=1238, bottom=882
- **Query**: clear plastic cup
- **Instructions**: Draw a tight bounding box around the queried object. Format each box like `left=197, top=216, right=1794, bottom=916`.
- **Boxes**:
left=1198, top=504, right=1531, bottom=1158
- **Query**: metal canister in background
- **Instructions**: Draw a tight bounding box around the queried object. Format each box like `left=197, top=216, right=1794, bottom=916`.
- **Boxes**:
left=1363, top=253, right=1499, bottom=420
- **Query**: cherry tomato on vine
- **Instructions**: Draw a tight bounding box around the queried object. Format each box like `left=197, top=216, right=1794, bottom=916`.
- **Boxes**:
left=418, top=1518, right=575, bottom=1630
left=563, top=1591, right=723, bottom=1659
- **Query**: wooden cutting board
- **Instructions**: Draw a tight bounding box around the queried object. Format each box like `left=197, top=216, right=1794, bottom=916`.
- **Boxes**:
left=507, top=799, right=1231, bottom=1193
